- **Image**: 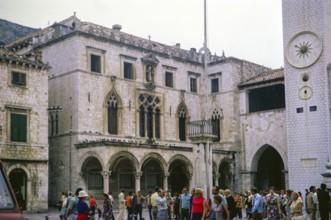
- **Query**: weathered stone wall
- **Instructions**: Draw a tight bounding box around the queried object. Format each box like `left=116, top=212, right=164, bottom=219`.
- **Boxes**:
left=0, top=61, right=48, bottom=212
left=283, top=0, right=331, bottom=191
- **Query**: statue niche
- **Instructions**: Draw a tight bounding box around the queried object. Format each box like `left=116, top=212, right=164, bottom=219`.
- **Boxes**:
left=146, top=64, right=154, bottom=83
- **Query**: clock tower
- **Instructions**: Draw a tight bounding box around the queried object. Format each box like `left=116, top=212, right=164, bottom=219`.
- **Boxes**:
left=283, top=0, right=331, bottom=190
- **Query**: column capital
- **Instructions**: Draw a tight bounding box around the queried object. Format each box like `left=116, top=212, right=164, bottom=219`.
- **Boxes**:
left=214, top=173, right=220, bottom=179
left=135, top=171, right=143, bottom=178
left=164, top=172, right=170, bottom=178
left=101, top=171, right=112, bottom=178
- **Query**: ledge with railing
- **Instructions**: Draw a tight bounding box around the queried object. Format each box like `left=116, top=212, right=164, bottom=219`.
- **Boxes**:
left=187, top=120, right=218, bottom=143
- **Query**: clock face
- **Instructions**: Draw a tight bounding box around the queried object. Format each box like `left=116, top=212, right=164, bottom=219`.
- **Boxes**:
left=286, top=31, right=323, bottom=69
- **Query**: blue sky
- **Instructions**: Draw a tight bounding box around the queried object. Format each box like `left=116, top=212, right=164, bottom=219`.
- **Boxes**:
left=0, top=0, right=283, bottom=69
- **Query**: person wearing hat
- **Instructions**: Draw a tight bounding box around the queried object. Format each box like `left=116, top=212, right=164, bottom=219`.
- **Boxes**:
left=66, top=187, right=83, bottom=220
left=77, top=190, right=92, bottom=220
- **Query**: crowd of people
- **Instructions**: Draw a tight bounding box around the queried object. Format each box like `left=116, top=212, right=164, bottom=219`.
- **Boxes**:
left=56, top=183, right=331, bottom=220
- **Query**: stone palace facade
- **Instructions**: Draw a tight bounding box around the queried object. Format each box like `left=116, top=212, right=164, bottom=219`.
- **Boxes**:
left=2, top=0, right=331, bottom=208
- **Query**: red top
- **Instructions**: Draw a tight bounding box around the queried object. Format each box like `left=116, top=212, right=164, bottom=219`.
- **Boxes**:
left=90, top=197, right=97, bottom=207
left=192, top=196, right=205, bottom=214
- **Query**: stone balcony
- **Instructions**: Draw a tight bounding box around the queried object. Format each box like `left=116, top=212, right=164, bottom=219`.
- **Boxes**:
left=187, top=120, right=218, bottom=143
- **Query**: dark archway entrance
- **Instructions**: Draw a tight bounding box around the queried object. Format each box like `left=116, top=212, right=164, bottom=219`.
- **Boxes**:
left=9, top=169, right=27, bottom=210
left=82, top=157, right=103, bottom=191
left=218, top=161, right=231, bottom=189
left=141, top=159, right=163, bottom=194
left=111, top=157, right=136, bottom=194
left=256, top=146, right=285, bottom=190
left=169, top=160, right=189, bottom=194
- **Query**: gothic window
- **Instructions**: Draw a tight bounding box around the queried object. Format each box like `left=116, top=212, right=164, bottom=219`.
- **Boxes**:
left=211, top=78, right=219, bottom=93
left=138, top=94, right=162, bottom=139
left=165, top=72, right=173, bottom=88
left=124, top=62, right=133, bottom=79
left=50, top=114, right=54, bottom=136
left=178, top=105, right=187, bottom=141
left=190, top=77, right=197, bottom=93
left=155, top=108, right=160, bottom=139
left=147, top=106, right=153, bottom=138
left=107, top=92, right=119, bottom=134
left=139, top=105, right=145, bottom=137
left=211, top=108, right=221, bottom=142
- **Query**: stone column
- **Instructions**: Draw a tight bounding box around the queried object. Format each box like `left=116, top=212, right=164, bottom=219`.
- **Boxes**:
left=188, top=173, right=193, bottom=190
left=135, top=171, right=143, bottom=192
left=164, top=172, right=170, bottom=190
left=101, top=171, right=112, bottom=194
left=214, top=173, right=220, bottom=187
left=282, top=170, right=289, bottom=190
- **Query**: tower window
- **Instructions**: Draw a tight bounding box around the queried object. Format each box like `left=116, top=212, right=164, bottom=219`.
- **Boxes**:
left=211, top=78, right=219, bottom=93
left=165, top=72, right=173, bottom=88
left=11, top=71, right=26, bottom=86
left=91, top=54, right=101, bottom=73
left=124, top=62, right=133, bottom=79
left=190, top=78, right=197, bottom=93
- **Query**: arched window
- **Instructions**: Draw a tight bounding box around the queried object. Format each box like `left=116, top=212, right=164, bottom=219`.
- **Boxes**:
left=107, top=92, right=119, bottom=134
left=178, top=105, right=187, bottom=141
left=138, top=94, right=162, bottom=139
left=211, top=108, right=222, bottom=142
left=139, top=105, right=145, bottom=137
left=147, top=106, right=153, bottom=138
left=155, top=108, right=160, bottom=139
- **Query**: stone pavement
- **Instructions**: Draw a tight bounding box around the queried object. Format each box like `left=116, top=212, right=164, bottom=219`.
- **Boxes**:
left=23, top=207, right=151, bottom=220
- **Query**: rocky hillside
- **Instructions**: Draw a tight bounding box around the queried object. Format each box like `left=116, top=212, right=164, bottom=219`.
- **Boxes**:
left=0, top=19, right=38, bottom=45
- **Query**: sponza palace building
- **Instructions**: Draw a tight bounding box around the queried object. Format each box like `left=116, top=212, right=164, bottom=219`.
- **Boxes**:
left=4, top=0, right=331, bottom=208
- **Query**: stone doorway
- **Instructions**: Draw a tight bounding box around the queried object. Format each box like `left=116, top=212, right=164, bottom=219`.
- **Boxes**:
left=218, top=161, right=232, bottom=189
left=9, top=169, right=27, bottom=210
left=255, top=146, right=285, bottom=190
left=82, top=157, right=103, bottom=191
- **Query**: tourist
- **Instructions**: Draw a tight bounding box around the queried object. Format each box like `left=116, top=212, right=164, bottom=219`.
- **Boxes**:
left=116, top=189, right=127, bottom=220
left=156, top=189, right=168, bottom=220
left=266, top=187, right=281, bottom=220
left=191, top=188, right=208, bottom=220
left=66, top=188, right=82, bottom=220
left=89, top=194, right=97, bottom=220
left=180, top=187, right=191, bottom=220
left=77, top=190, right=92, bottom=220
left=290, top=191, right=303, bottom=219
left=103, top=192, right=113, bottom=220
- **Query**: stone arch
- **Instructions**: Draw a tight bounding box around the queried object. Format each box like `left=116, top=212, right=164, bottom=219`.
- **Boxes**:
left=139, top=152, right=167, bottom=172
left=167, top=154, right=193, bottom=174
left=108, top=151, right=139, bottom=171
left=249, top=139, right=288, bottom=171
left=108, top=151, right=138, bottom=195
left=104, top=87, right=123, bottom=107
left=78, top=151, right=105, bottom=172
left=176, top=101, right=190, bottom=118
left=167, top=154, right=193, bottom=193
left=6, top=164, right=30, bottom=211
left=140, top=153, right=166, bottom=193
left=209, top=104, right=223, bottom=119
left=218, top=157, right=233, bottom=189
left=80, top=156, right=103, bottom=191
left=251, top=144, right=286, bottom=190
